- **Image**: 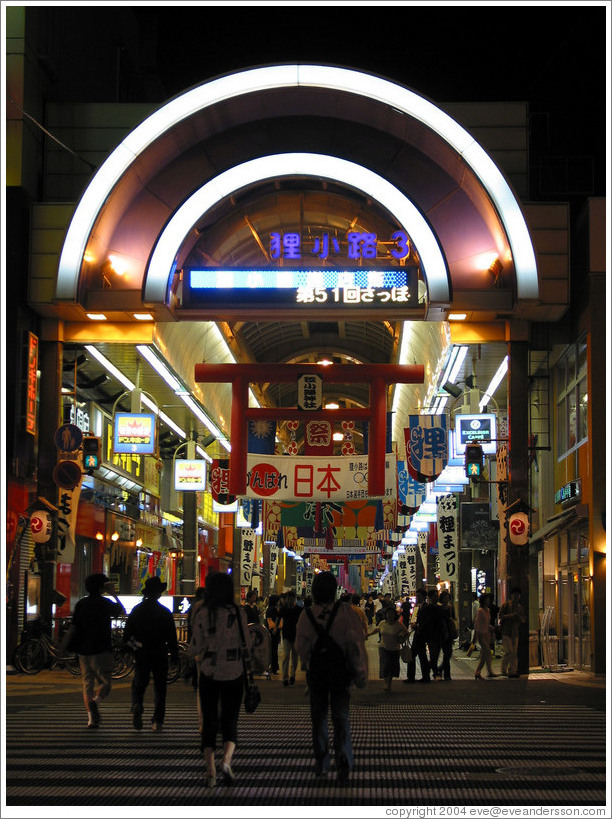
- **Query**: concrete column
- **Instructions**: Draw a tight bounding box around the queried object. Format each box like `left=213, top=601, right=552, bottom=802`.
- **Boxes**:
left=506, top=340, right=530, bottom=674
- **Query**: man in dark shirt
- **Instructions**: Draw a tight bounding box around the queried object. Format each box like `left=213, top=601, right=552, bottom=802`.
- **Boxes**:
left=70, top=573, right=126, bottom=727
left=404, top=588, right=432, bottom=684
left=279, top=590, right=301, bottom=685
left=123, top=575, right=179, bottom=731
left=244, top=589, right=260, bottom=625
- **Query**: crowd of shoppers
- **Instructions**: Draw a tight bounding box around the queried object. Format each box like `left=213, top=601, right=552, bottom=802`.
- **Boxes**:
left=69, top=573, right=522, bottom=789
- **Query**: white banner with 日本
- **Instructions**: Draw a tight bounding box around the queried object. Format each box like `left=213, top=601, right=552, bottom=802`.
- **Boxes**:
left=245, top=453, right=396, bottom=501
left=436, top=493, right=458, bottom=582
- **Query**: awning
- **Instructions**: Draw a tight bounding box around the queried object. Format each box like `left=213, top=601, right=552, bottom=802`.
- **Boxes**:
left=529, top=505, right=587, bottom=544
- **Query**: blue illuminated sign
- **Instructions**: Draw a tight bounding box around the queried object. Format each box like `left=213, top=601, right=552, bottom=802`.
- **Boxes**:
left=185, top=267, right=419, bottom=310
left=113, top=412, right=157, bottom=455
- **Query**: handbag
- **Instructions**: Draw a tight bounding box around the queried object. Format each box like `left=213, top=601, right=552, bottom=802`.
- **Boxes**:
left=235, top=606, right=261, bottom=713
left=400, top=642, right=412, bottom=664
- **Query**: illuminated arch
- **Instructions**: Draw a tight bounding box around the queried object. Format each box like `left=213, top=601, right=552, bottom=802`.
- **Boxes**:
left=56, top=64, right=538, bottom=302
left=144, top=153, right=449, bottom=304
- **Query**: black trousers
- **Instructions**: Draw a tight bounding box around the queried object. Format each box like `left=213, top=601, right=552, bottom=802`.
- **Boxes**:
left=199, top=673, right=244, bottom=750
left=131, top=650, right=168, bottom=724
left=406, top=635, right=430, bottom=681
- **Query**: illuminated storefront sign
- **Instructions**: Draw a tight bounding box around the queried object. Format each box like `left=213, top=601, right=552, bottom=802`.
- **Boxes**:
left=454, top=413, right=497, bottom=455
left=113, top=412, right=157, bottom=454
left=185, top=267, right=419, bottom=311
left=26, top=332, right=39, bottom=436
left=554, top=479, right=581, bottom=506
left=269, top=229, right=410, bottom=261
left=174, top=459, right=207, bottom=492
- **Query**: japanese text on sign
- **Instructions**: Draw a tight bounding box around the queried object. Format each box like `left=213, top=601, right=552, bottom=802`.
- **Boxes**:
left=270, top=230, right=410, bottom=261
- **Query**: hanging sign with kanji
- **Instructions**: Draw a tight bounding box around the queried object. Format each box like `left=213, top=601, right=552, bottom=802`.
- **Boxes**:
left=269, top=543, right=279, bottom=590
left=240, top=528, right=256, bottom=588
left=245, top=453, right=396, bottom=501
left=436, top=493, right=458, bottom=582
left=404, top=415, right=448, bottom=482
left=297, top=373, right=323, bottom=411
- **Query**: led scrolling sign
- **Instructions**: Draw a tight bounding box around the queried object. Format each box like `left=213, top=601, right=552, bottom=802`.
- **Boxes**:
left=184, top=230, right=421, bottom=311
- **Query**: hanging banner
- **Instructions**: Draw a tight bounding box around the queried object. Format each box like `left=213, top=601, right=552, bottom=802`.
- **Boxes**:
left=436, top=493, right=458, bottom=582
left=210, top=459, right=235, bottom=506
left=295, top=562, right=303, bottom=597
left=304, top=420, right=334, bottom=455
left=396, top=552, right=409, bottom=595
left=404, top=415, right=448, bottom=483
left=245, top=453, right=396, bottom=501
left=269, top=543, right=279, bottom=590
left=405, top=544, right=417, bottom=593
left=417, top=530, right=428, bottom=584
left=56, top=482, right=82, bottom=564
left=240, top=528, right=256, bottom=588
left=305, top=569, right=314, bottom=597
left=247, top=419, right=276, bottom=454
left=397, top=461, right=427, bottom=513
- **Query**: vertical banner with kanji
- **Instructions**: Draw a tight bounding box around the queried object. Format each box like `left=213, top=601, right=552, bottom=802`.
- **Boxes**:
left=305, top=569, right=314, bottom=598
left=295, top=563, right=303, bottom=598
left=436, top=493, right=458, bottom=582
left=405, top=544, right=417, bottom=593
left=397, top=552, right=409, bottom=596
left=269, top=543, right=279, bottom=591
left=240, top=528, right=256, bottom=588
left=56, top=482, right=82, bottom=564
left=417, top=530, right=428, bottom=585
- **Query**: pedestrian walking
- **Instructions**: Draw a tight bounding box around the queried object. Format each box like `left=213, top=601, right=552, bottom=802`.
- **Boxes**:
left=437, top=589, right=457, bottom=680
left=123, top=575, right=179, bottom=732
left=243, top=589, right=260, bottom=625
left=426, top=588, right=444, bottom=678
left=188, top=586, right=207, bottom=733
left=279, top=589, right=301, bottom=685
left=265, top=594, right=281, bottom=675
left=474, top=593, right=498, bottom=679
left=499, top=587, right=526, bottom=677
left=69, top=573, right=125, bottom=728
left=372, top=606, right=409, bottom=692
left=295, top=571, right=367, bottom=784
left=189, top=571, right=255, bottom=788
left=350, top=593, right=369, bottom=638
left=404, top=588, right=432, bottom=684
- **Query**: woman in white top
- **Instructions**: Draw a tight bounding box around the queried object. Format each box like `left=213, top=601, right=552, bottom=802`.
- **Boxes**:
left=190, top=572, right=254, bottom=788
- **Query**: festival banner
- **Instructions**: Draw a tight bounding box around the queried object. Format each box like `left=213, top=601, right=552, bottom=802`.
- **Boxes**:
left=418, top=530, right=429, bottom=584
left=210, top=459, right=235, bottom=506
left=56, top=481, right=82, bottom=564
left=404, top=415, right=448, bottom=483
left=269, top=543, right=279, bottom=590
left=405, top=544, right=417, bottom=593
left=240, top=528, right=256, bottom=587
left=436, top=493, right=458, bottom=582
left=304, top=420, right=334, bottom=455
left=245, top=453, right=396, bottom=501
left=397, top=460, right=427, bottom=513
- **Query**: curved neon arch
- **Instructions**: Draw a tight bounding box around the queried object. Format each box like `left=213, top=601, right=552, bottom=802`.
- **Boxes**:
left=56, top=64, right=538, bottom=302
left=144, top=152, right=449, bottom=304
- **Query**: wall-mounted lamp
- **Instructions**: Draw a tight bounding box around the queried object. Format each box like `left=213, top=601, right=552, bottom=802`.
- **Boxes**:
left=95, top=532, right=104, bottom=541
left=111, top=532, right=119, bottom=542
left=136, top=539, right=143, bottom=548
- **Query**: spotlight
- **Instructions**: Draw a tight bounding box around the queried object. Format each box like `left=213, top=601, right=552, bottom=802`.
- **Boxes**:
left=442, top=382, right=462, bottom=398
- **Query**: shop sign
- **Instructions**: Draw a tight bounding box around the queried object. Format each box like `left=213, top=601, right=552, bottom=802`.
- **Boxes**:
left=436, top=493, right=458, bottom=581
left=454, top=414, right=497, bottom=455
left=103, top=418, right=144, bottom=482
left=67, top=404, right=91, bottom=433
left=113, top=412, right=156, bottom=454
left=185, top=266, right=419, bottom=312
left=245, top=453, right=396, bottom=502
left=460, top=502, right=499, bottom=551
left=269, top=229, right=411, bottom=262
left=554, top=479, right=581, bottom=506
left=26, top=332, right=39, bottom=436
left=174, top=459, right=207, bottom=492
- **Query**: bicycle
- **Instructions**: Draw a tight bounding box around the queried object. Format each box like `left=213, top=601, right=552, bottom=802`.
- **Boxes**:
left=167, top=642, right=191, bottom=684
left=14, top=621, right=81, bottom=676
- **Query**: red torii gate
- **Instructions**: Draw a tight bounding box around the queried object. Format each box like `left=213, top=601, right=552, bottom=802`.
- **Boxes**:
left=194, top=363, right=424, bottom=497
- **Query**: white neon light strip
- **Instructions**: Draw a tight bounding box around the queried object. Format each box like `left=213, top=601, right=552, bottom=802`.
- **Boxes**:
left=479, top=355, right=509, bottom=411
left=145, top=153, right=448, bottom=304
left=84, top=345, right=135, bottom=391
left=136, top=344, right=183, bottom=392
left=56, top=65, right=537, bottom=302
left=446, top=345, right=468, bottom=385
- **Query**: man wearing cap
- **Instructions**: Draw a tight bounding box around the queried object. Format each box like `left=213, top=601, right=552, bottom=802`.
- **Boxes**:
left=123, top=575, right=179, bottom=731
left=70, top=573, right=126, bottom=728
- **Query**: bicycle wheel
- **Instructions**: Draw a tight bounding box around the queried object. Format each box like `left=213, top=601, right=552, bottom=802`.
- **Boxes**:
left=167, top=652, right=182, bottom=684
left=112, top=647, right=135, bottom=679
left=63, top=652, right=82, bottom=675
left=15, top=639, right=46, bottom=674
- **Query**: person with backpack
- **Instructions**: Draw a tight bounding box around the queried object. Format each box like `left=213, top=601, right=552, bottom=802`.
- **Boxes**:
left=295, top=571, right=367, bottom=785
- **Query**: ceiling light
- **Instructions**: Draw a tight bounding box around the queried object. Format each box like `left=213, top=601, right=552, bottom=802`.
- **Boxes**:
left=448, top=313, right=467, bottom=321
left=133, top=313, right=154, bottom=321
left=85, top=345, right=136, bottom=391
left=333, top=432, right=343, bottom=441
left=136, top=344, right=183, bottom=392
left=108, top=254, right=129, bottom=276
left=86, top=313, right=107, bottom=321
left=325, top=402, right=340, bottom=409
left=479, top=355, right=508, bottom=411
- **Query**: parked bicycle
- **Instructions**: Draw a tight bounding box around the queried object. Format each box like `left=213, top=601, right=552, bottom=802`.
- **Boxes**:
left=14, top=621, right=81, bottom=676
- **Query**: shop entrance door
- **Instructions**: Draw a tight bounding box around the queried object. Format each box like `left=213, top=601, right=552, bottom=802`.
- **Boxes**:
left=559, top=568, right=591, bottom=670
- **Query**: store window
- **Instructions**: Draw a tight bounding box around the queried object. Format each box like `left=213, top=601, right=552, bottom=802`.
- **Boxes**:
left=556, top=339, right=588, bottom=457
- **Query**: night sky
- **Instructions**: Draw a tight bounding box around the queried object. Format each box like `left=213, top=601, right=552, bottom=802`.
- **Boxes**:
left=129, top=2, right=607, bottom=188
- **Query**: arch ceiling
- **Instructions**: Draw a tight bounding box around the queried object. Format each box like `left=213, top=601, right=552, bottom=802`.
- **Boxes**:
left=55, top=64, right=535, bottom=448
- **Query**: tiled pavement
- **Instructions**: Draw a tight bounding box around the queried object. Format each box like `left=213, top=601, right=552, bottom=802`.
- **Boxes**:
left=4, top=645, right=607, bottom=810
